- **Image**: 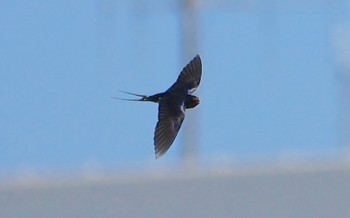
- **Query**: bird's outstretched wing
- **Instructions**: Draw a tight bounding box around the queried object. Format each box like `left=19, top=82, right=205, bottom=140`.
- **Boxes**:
left=167, top=55, right=202, bottom=94
left=154, top=97, right=185, bottom=159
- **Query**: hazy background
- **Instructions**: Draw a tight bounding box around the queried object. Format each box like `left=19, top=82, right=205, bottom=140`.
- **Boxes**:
left=1, top=0, right=350, bottom=177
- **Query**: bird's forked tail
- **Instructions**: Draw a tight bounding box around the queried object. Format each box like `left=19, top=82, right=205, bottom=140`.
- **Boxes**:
left=112, top=90, right=149, bottom=101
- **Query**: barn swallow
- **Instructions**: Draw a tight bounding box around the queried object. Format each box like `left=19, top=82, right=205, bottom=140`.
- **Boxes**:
left=115, top=55, right=202, bottom=159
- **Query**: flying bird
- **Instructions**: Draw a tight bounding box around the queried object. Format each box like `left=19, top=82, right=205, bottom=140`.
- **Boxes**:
left=115, top=55, right=202, bottom=159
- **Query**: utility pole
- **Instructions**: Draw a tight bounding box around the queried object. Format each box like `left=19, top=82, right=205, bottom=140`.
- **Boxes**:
left=334, top=26, right=350, bottom=150
left=179, top=0, right=200, bottom=167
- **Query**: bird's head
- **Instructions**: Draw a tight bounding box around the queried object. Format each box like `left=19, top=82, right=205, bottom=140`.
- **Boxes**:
left=185, top=95, right=200, bottom=109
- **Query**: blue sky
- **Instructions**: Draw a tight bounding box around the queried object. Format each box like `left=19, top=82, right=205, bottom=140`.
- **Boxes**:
left=1, top=0, right=348, bottom=174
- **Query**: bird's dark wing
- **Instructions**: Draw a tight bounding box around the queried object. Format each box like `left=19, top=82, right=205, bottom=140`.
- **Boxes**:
left=167, top=55, right=202, bottom=94
left=154, top=97, right=185, bottom=159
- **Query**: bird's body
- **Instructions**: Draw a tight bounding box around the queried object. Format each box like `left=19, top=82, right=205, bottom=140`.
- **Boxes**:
left=116, top=55, right=202, bottom=158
